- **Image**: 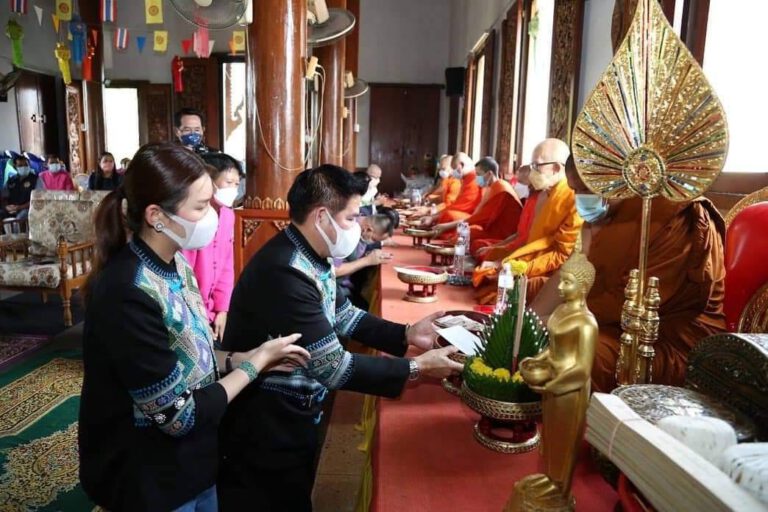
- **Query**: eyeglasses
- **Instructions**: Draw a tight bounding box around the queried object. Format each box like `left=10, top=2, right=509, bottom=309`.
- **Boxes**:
left=530, top=161, right=561, bottom=172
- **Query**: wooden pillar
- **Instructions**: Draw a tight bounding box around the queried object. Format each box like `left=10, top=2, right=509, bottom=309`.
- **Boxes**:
left=343, top=98, right=357, bottom=170
left=314, top=0, right=346, bottom=166
left=79, top=0, right=104, bottom=172
left=246, top=0, right=307, bottom=200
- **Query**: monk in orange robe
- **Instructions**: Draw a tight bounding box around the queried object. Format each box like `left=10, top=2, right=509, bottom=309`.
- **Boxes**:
left=530, top=156, right=726, bottom=392
left=433, top=157, right=522, bottom=251
left=418, top=154, right=462, bottom=214
left=419, top=152, right=482, bottom=226
left=472, top=139, right=582, bottom=304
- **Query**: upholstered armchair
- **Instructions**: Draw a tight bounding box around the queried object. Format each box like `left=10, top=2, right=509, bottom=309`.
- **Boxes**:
left=724, top=187, right=768, bottom=332
left=0, top=190, right=109, bottom=326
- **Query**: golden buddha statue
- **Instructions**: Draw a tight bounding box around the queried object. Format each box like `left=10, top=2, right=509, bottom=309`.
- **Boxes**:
left=506, top=242, right=598, bottom=512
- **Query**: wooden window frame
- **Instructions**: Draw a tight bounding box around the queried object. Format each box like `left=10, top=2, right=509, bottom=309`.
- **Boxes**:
left=461, top=29, right=496, bottom=158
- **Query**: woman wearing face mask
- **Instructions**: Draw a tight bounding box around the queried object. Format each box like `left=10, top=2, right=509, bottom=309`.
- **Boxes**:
left=79, top=143, right=310, bottom=512
left=88, top=152, right=123, bottom=191
left=36, top=154, right=75, bottom=191
left=182, top=152, right=243, bottom=342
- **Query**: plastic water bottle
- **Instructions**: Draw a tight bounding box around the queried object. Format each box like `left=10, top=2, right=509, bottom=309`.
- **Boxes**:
left=495, top=262, right=514, bottom=314
left=430, top=203, right=438, bottom=215
left=411, top=189, right=423, bottom=207
left=452, top=235, right=466, bottom=277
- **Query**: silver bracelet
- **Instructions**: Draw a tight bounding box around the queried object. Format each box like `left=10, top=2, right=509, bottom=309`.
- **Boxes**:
left=238, top=360, right=259, bottom=382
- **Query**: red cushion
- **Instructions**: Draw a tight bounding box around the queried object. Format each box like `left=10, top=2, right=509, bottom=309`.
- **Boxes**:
left=725, top=202, right=768, bottom=331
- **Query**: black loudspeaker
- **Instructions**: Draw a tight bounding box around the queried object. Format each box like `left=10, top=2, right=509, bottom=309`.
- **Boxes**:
left=445, top=67, right=466, bottom=97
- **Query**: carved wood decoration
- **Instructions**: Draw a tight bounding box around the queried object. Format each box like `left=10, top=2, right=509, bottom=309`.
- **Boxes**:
left=65, top=85, right=86, bottom=175
left=234, top=208, right=291, bottom=279
left=547, top=0, right=585, bottom=142
left=496, top=3, right=521, bottom=175
left=173, top=57, right=221, bottom=149
left=139, top=84, right=173, bottom=144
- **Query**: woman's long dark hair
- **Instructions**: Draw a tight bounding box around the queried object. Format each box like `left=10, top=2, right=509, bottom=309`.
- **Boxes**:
left=84, top=144, right=209, bottom=299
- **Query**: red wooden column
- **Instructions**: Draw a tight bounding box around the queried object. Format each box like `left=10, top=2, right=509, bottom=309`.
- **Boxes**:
left=314, top=0, right=347, bottom=166
left=235, top=0, right=307, bottom=276
left=78, top=0, right=105, bottom=173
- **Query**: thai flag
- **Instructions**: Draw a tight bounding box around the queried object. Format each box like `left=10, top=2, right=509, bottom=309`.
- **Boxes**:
left=10, top=0, right=27, bottom=14
left=100, top=0, right=116, bottom=23
left=114, top=27, right=129, bottom=50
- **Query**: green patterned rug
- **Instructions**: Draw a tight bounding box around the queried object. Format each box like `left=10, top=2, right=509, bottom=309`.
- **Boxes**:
left=0, top=350, right=96, bottom=512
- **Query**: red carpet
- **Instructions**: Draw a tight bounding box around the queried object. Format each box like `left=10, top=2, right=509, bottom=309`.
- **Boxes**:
left=371, top=235, right=617, bottom=511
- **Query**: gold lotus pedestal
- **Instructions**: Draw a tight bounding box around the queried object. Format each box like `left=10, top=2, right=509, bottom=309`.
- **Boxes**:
left=461, top=383, right=541, bottom=454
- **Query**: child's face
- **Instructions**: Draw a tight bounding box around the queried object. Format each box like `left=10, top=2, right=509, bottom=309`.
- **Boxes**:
left=214, top=168, right=240, bottom=190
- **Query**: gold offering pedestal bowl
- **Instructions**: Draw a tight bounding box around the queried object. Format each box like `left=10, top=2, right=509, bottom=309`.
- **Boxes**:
left=432, top=310, right=490, bottom=395
left=403, top=227, right=436, bottom=248
left=461, top=383, right=542, bottom=454
left=424, top=241, right=456, bottom=266
left=396, top=266, right=448, bottom=303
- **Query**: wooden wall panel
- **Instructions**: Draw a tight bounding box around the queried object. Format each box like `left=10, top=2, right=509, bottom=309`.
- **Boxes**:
left=548, top=0, right=584, bottom=142
left=496, top=3, right=522, bottom=175
left=139, top=84, right=173, bottom=144
left=173, top=57, right=221, bottom=149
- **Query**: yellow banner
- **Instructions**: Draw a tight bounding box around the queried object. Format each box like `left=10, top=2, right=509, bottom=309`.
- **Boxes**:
left=232, top=31, right=246, bottom=52
left=56, top=0, right=72, bottom=21
left=145, top=0, right=163, bottom=24
left=153, top=30, right=168, bottom=52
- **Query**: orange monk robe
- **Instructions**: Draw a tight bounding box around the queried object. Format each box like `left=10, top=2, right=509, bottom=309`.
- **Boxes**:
left=464, top=181, right=522, bottom=252
left=472, top=178, right=582, bottom=304
left=437, top=176, right=462, bottom=212
left=473, top=190, right=540, bottom=262
left=436, top=172, right=482, bottom=223
left=587, top=197, right=726, bottom=393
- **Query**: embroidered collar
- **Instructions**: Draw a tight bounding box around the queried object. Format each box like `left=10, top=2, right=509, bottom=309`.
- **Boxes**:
left=130, top=236, right=180, bottom=280
left=286, top=224, right=331, bottom=272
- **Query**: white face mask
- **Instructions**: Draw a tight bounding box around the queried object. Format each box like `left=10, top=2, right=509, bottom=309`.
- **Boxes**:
left=214, top=187, right=238, bottom=208
left=49, top=163, right=63, bottom=173
left=452, top=167, right=463, bottom=179
left=315, top=210, right=362, bottom=259
left=161, top=207, right=219, bottom=250
left=438, top=169, right=450, bottom=179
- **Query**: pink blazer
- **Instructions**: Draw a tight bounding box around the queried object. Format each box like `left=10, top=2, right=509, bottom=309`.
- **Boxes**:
left=38, top=171, right=75, bottom=191
left=182, top=206, right=235, bottom=323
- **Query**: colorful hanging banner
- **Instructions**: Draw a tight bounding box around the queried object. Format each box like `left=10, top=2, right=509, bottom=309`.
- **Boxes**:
left=70, top=16, right=86, bottom=65
left=52, top=13, right=60, bottom=33
left=207, top=40, right=214, bottom=58
left=5, top=19, right=24, bottom=68
left=82, top=29, right=97, bottom=81
left=55, top=42, right=71, bottom=84
left=56, top=0, right=72, bottom=22
left=232, top=31, right=245, bottom=52
left=10, top=0, right=27, bottom=15
left=114, top=27, right=129, bottom=50
left=153, top=30, right=167, bottom=52
left=34, top=5, right=42, bottom=25
left=193, top=27, right=209, bottom=58
left=181, top=38, right=192, bottom=55
left=172, top=55, right=184, bottom=93
left=100, top=0, right=116, bottom=23
left=145, top=0, right=163, bottom=24
left=136, top=35, right=146, bottom=53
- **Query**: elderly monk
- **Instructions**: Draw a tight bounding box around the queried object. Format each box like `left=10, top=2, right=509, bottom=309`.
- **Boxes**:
left=472, top=139, right=582, bottom=304
left=417, top=154, right=462, bottom=215
left=433, top=157, right=522, bottom=250
left=531, top=156, right=726, bottom=392
left=420, top=152, right=482, bottom=226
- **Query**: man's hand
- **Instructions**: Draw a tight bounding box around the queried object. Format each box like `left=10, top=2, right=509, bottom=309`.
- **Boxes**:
left=419, top=215, right=435, bottom=227
left=412, top=346, right=464, bottom=379
left=365, top=249, right=392, bottom=266
left=6, top=205, right=17, bottom=214
left=433, top=223, right=450, bottom=235
left=213, top=311, right=228, bottom=341
left=406, top=310, right=445, bottom=350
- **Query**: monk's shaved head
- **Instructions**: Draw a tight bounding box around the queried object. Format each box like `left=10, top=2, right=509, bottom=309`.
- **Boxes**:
left=532, top=138, right=570, bottom=166
left=452, top=152, right=475, bottom=174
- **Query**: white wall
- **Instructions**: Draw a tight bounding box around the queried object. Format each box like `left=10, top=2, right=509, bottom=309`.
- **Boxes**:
left=355, top=0, right=452, bottom=168
left=578, top=0, right=615, bottom=110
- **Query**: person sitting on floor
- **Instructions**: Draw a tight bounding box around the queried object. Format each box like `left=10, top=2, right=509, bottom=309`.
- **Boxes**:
left=1, top=155, right=37, bottom=221
left=88, top=152, right=123, bottom=191
left=414, top=154, right=461, bottom=217
left=419, top=152, right=482, bottom=226
left=432, top=156, right=522, bottom=252
left=472, top=139, right=582, bottom=304
left=36, top=154, right=75, bottom=191
left=356, top=170, right=380, bottom=216
left=530, top=155, right=726, bottom=392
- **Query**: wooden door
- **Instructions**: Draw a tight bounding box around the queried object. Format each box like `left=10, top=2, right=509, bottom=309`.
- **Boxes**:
left=139, top=83, right=173, bottom=144
left=38, top=73, right=61, bottom=157
left=369, top=84, right=441, bottom=195
left=173, top=57, right=221, bottom=149
left=15, top=71, right=43, bottom=154
left=65, top=84, right=86, bottom=175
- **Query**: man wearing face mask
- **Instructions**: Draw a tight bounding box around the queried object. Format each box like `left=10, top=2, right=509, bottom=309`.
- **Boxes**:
left=174, top=108, right=217, bottom=155
left=420, top=152, right=482, bottom=226
left=433, top=157, right=522, bottom=251
left=531, top=155, right=726, bottom=392
left=415, top=154, right=461, bottom=217
left=217, top=164, right=463, bottom=511
left=471, top=139, right=582, bottom=304
left=1, top=156, right=37, bottom=221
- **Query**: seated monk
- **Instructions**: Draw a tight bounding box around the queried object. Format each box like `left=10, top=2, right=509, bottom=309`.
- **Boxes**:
left=432, top=156, right=522, bottom=250
left=472, top=139, right=582, bottom=304
left=530, top=156, right=726, bottom=392
left=419, top=152, right=482, bottom=226
left=414, top=154, right=462, bottom=216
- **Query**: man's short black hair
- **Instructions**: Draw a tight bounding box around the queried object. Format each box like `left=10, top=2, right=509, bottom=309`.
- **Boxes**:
left=201, top=152, right=244, bottom=178
left=353, top=170, right=371, bottom=188
left=376, top=205, right=400, bottom=231
left=476, top=156, right=499, bottom=176
left=13, top=156, right=28, bottom=166
left=174, top=108, right=205, bottom=128
left=288, top=165, right=366, bottom=223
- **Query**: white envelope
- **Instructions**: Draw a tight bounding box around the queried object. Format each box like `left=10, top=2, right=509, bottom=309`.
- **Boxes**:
left=436, top=325, right=482, bottom=356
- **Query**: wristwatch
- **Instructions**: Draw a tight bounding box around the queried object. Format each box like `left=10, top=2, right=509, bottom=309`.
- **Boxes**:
left=408, top=359, right=420, bottom=381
